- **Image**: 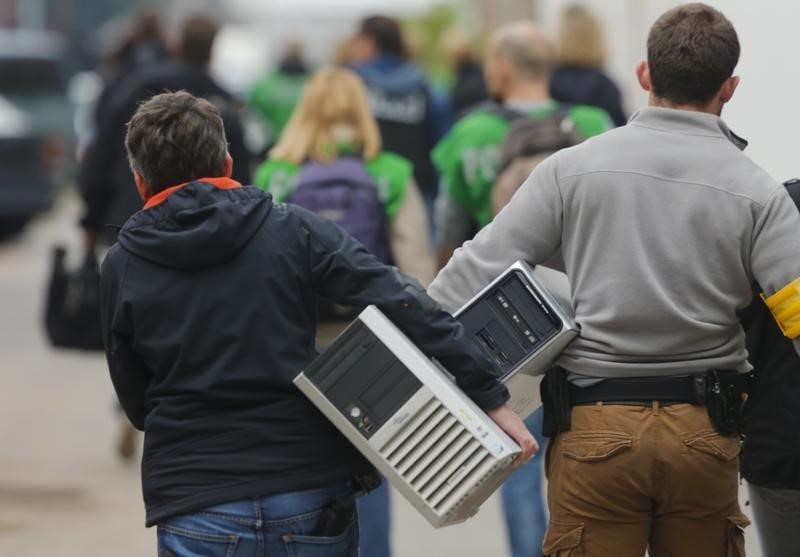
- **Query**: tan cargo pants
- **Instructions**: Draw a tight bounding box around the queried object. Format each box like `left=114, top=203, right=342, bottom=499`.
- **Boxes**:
left=543, top=402, right=750, bottom=556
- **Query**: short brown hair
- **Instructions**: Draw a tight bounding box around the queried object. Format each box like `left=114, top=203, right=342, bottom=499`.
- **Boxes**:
left=359, top=16, right=407, bottom=59
left=647, top=3, right=739, bottom=105
left=180, top=15, right=218, bottom=67
left=125, top=91, right=228, bottom=192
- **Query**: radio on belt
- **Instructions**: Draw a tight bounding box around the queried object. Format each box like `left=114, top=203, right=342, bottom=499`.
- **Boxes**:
left=293, top=260, right=577, bottom=527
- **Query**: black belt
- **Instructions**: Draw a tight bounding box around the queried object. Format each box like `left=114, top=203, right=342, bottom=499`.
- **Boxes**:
left=569, top=375, right=707, bottom=406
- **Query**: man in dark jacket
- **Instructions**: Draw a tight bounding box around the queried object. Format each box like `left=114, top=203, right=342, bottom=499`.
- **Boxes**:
left=350, top=15, right=450, bottom=215
left=79, top=15, right=250, bottom=246
left=99, top=91, right=535, bottom=556
left=740, top=178, right=800, bottom=557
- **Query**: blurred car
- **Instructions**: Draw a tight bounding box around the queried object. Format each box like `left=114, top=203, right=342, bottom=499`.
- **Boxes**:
left=0, top=95, right=55, bottom=238
left=0, top=29, right=76, bottom=182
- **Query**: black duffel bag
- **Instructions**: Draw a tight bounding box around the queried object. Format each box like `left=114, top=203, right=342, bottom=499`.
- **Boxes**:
left=44, top=245, right=104, bottom=351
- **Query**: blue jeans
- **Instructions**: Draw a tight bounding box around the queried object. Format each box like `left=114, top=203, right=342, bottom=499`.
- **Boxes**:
left=501, top=407, right=549, bottom=557
left=156, top=485, right=358, bottom=557
left=357, top=477, right=391, bottom=557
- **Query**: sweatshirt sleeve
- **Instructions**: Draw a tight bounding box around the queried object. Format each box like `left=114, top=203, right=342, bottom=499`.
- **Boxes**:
left=750, top=186, right=800, bottom=354
left=99, top=248, right=152, bottom=430
left=294, top=206, right=508, bottom=410
left=428, top=154, right=564, bottom=313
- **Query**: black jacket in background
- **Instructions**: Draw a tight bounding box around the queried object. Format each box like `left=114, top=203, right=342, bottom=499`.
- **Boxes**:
left=740, top=178, right=800, bottom=489
left=99, top=180, right=508, bottom=526
left=550, top=65, right=627, bottom=127
left=78, top=61, right=251, bottom=243
left=451, top=60, right=488, bottom=118
left=351, top=56, right=448, bottom=205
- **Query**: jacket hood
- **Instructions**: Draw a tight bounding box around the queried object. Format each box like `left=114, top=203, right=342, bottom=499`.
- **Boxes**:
left=352, top=56, right=426, bottom=95
left=117, top=180, right=272, bottom=270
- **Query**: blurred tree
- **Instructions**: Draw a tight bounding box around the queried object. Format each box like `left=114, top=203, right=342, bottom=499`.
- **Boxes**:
left=402, top=4, right=457, bottom=86
left=460, top=0, right=536, bottom=35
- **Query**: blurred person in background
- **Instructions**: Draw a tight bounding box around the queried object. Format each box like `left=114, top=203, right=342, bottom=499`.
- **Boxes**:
left=92, top=9, right=170, bottom=130
left=332, top=37, right=359, bottom=67
left=75, top=8, right=170, bottom=461
left=78, top=15, right=250, bottom=248
left=249, top=40, right=310, bottom=149
left=442, top=29, right=488, bottom=118
left=100, top=89, right=534, bottom=557
left=254, top=66, right=434, bottom=292
left=740, top=178, right=800, bottom=557
left=254, top=68, right=435, bottom=557
left=431, top=21, right=611, bottom=557
left=432, top=21, right=610, bottom=267
left=349, top=15, right=451, bottom=222
left=550, top=4, right=627, bottom=127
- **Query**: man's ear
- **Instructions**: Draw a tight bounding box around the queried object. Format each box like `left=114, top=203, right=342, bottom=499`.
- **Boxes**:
left=224, top=152, right=233, bottom=178
left=719, top=75, right=740, bottom=104
left=133, top=171, right=153, bottom=202
left=636, top=60, right=652, bottom=92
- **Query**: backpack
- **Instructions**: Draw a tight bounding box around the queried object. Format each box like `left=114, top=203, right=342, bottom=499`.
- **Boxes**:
left=291, top=157, right=391, bottom=263
left=491, top=106, right=584, bottom=216
left=290, top=157, right=391, bottom=320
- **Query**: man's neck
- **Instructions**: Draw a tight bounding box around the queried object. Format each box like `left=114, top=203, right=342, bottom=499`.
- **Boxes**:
left=649, top=94, right=722, bottom=116
left=503, top=80, right=551, bottom=105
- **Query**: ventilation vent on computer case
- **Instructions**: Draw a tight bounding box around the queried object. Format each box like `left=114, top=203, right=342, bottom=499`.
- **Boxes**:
left=379, top=398, right=501, bottom=513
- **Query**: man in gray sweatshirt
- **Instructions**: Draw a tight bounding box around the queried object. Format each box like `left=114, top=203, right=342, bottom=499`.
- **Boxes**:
left=429, top=3, right=800, bottom=555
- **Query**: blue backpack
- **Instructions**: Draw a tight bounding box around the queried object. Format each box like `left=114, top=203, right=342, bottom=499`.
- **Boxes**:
left=291, top=157, right=391, bottom=264
left=291, top=157, right=392, bottom=321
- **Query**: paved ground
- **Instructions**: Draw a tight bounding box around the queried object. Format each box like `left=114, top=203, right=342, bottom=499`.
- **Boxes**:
left=0, top=192, right=764, bottom=556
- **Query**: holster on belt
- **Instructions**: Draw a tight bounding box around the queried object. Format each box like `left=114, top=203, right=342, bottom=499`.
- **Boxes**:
left=704, top=369, right=753, bottom=437
left=541, top=367, right=572, bottom=437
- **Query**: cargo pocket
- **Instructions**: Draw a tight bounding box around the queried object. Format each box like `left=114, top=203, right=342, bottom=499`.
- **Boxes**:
left=726, top=512, right=750, bottom=557
left=282, top=519, right=358, bottom=557
left=542, top=521, right=584, bottom=556
left=561, top=431, right=633, bottom=462
left=682, top=429, right=741, bottom=461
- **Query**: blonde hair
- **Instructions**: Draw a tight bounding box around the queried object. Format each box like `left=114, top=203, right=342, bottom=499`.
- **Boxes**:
left=557, top=4, right=606, bottom=68
left=270, top=67, right=381, bottom=164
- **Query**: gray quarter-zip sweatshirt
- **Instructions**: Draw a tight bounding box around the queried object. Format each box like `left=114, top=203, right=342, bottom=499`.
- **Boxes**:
left=429, top=107, right=800, bottom=379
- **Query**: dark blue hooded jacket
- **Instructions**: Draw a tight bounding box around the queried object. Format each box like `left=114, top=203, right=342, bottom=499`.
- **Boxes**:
left=351, top=56, right=450, bottom=203
left=99, top=178, right=507, bottom=526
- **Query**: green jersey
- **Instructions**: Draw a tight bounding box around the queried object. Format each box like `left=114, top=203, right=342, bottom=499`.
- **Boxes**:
left=432, top=101, right=612, bottom=228
left=249, top=71, right=308, bottom=142
left=253, top=152, right=413, bottom=219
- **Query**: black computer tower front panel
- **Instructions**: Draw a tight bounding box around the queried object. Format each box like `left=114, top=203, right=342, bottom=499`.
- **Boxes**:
left=303, top=321, right=421, bottom=439
left=457, top=271, right=563, bottom=380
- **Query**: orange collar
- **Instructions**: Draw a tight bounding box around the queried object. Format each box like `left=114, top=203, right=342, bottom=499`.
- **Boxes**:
left=144, top=177, right=242, bottom=209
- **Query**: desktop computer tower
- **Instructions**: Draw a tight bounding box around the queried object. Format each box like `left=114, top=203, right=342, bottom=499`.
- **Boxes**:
left=294, top=306, right=521, bottom=527
left=452, top=261, right=578, bottom=418
left=293, top=261, right=577, bottom=527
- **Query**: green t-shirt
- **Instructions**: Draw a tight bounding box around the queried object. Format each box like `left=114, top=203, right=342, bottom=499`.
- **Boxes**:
left=432, top=101, right=612, bottom=228
left=253, top=152, right=413, bottom=219
left=249, top=71, right=308, bottom=142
